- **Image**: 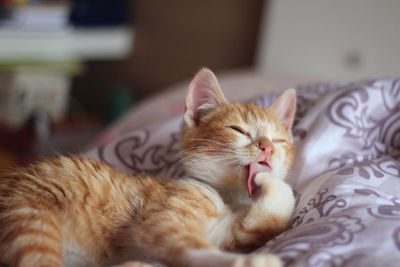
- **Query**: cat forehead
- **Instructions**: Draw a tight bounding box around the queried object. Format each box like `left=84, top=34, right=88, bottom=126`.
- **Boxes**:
left=216, top=103, right=272, bottom=124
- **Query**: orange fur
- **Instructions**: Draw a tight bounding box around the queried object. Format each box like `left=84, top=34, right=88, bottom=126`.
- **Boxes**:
left=0, top=69, right=295, bottom=267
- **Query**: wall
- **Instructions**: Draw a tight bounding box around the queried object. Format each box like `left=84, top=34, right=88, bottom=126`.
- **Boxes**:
left=257, top=0, right=400, bottom=81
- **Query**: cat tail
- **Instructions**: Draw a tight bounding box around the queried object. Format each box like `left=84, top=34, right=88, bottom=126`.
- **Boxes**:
left=0, top=206, right=63, bottom=267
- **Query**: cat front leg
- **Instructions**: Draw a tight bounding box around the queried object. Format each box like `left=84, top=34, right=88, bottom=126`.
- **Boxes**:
left=252, top=173, right=295, bottom=221
left=226, top=173, right=295, bottom=252
left=181, top=249, right=282, bottom=267
left=130, top=226, right=281, bottom=267
left=129, top=206, right=282, bottom=267
left=114, top=254, right=281, bottom=267
left=111, top=261, right=154, bottom=267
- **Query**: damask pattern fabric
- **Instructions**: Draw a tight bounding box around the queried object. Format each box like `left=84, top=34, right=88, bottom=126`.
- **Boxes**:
left=84, top=79, right=400, bottom=266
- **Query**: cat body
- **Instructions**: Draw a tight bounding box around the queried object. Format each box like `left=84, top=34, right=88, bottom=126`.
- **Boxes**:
left=0, top=69, right=296, bottom=267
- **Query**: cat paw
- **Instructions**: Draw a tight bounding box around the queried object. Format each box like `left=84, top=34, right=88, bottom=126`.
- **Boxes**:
left=255, top=176, right=295, bottom=217
left=253, top=172, right=273, bottom=187
left=231, top=254, right=282, bottom=267
left=111, top=261, right=153, bottom=267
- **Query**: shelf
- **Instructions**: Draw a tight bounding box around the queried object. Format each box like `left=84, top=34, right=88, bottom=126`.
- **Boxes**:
left=0, top=27, right=134, bottom=62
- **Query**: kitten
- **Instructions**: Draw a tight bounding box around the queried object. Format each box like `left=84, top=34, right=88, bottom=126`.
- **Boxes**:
left=0, top=69, right=296, bottom=267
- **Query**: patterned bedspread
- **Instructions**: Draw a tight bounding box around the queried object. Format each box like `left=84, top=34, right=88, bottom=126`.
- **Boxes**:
left=85, top=79, right=400, bottom=266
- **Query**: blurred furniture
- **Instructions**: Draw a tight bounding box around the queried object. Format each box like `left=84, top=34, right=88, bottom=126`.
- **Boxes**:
left=0, top=1, right=134, bottom=167
left=72, top=0, right=265, bottom=116
left=0, top=28, right=133, bottom=62
left=0, top=1, right=134, bottom=128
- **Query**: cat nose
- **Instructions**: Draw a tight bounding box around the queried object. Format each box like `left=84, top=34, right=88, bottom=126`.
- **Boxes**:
left=257, top=137, right=273, bottom=154
left=258, top=144, right=273, bottom=155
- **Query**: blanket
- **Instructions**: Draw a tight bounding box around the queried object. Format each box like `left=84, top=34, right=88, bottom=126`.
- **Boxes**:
left=85, top=78, right=400, bottom=266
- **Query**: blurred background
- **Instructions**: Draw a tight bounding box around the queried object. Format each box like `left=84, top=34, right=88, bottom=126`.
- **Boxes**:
left=0, top=0, right=400, bottom=171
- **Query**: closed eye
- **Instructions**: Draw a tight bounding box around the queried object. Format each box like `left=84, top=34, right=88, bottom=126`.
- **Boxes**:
left=227, top=126, right=251, bottom=138
left=272, top=138, right=286, bottom=143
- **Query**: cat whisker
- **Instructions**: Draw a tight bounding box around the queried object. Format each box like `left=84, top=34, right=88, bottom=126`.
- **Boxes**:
left=185, top=138, right=228, bottom=147
left=177, top=148, right=237, bottom=158
left=176, top=153, right=243, bottom=170
left=179, top=144, right=235, bottom=152
left=176, top=154, right=236, bottom=166
left=178, top=149, right=237, bottom=159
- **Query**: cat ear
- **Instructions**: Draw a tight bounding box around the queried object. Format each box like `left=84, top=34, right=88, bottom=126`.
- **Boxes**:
left=184, top=68, right=228, bottom=127
left=269, top=89, right=296, bottom=131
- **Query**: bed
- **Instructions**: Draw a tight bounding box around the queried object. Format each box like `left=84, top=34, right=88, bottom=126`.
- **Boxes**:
left=84, top=75, right=400, bottom=266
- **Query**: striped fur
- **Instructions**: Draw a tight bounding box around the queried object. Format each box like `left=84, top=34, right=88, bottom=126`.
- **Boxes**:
left=0, top=69, right=295, bottom=267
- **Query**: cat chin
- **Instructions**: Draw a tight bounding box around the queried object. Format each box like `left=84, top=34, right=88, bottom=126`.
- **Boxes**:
left=184, top=156, right=243, bottom=181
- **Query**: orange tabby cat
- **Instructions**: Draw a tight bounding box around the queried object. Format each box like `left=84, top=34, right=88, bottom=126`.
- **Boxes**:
left=0, top=69, right=296, bottom=267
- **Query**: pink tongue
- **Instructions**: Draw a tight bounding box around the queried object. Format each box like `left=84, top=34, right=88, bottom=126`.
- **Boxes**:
left=247, top=162, right=271, bottom=198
